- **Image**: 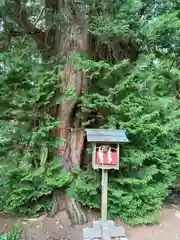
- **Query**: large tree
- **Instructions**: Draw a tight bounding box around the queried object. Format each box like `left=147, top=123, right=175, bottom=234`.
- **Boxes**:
left=0, top=0, right=137, bottom=223
left=0, top=0, right=179, bottom=225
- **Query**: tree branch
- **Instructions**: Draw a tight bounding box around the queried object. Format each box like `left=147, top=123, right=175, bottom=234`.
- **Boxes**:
left=33, top=7, right=45, bottom=28
left=5, top=0, right=46, bottom=50
left=44, top=0, right=58, bottom=54
left=0, top=116, right=15, bottom=121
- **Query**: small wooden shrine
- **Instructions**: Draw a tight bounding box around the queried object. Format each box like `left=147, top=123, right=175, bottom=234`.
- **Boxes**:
left=85, top=129, right=129, bottom=170
left=86, top=128, right=129, bottom=221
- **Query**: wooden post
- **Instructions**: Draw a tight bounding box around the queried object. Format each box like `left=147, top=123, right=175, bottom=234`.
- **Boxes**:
left=101, top=169, right=108, bottom=220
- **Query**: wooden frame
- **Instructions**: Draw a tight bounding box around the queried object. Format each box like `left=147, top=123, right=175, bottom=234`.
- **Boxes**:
left=92, top=143, right=120, bottom=170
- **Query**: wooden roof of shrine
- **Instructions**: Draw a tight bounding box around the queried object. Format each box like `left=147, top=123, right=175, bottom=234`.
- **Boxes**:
left=85, top=129, right=129, bottom=143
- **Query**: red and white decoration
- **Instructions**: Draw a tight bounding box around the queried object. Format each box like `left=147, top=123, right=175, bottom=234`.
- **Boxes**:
left=96, top=146, right=117, bottom=165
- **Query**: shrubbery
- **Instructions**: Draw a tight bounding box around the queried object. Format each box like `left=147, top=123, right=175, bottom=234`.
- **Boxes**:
left=0, top=224, right=21, bottom=240
left=0, top=0, right=179, bottom=226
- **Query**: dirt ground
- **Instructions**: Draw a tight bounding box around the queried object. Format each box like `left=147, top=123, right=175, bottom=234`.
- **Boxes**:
left=1, top=205, right=180, bottom=240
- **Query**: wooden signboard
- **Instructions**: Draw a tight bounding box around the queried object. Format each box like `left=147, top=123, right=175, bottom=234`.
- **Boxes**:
left=85, top=129, right=129, bottom=220
left=92, top=144, right=120, bottom=170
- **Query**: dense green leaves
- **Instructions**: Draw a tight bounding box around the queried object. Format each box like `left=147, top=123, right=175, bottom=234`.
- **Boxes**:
left=74, top=54, right=180, bottom=225
left=0, top=0, right=179, bottom=226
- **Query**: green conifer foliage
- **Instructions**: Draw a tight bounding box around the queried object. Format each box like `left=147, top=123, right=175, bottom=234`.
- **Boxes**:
left=0, top=0, right=179, bottom=225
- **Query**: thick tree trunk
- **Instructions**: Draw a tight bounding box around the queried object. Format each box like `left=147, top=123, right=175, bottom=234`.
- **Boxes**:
left=48, top=1, right=89, bottom=225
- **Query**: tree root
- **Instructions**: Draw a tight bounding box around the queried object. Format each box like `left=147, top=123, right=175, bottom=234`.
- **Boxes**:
left=47, top=189, right=87, bottom=225
left=65, top=196, right=87, bottom=225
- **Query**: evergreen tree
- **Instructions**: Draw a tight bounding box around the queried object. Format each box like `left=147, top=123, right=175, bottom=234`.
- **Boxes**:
left=0, top=0, right=179, bottom=225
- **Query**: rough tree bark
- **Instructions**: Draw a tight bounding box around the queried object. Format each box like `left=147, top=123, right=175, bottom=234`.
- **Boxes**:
left=47, top=1, right=89, bottom=224
left=4, top=0, right=88, bottom=225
